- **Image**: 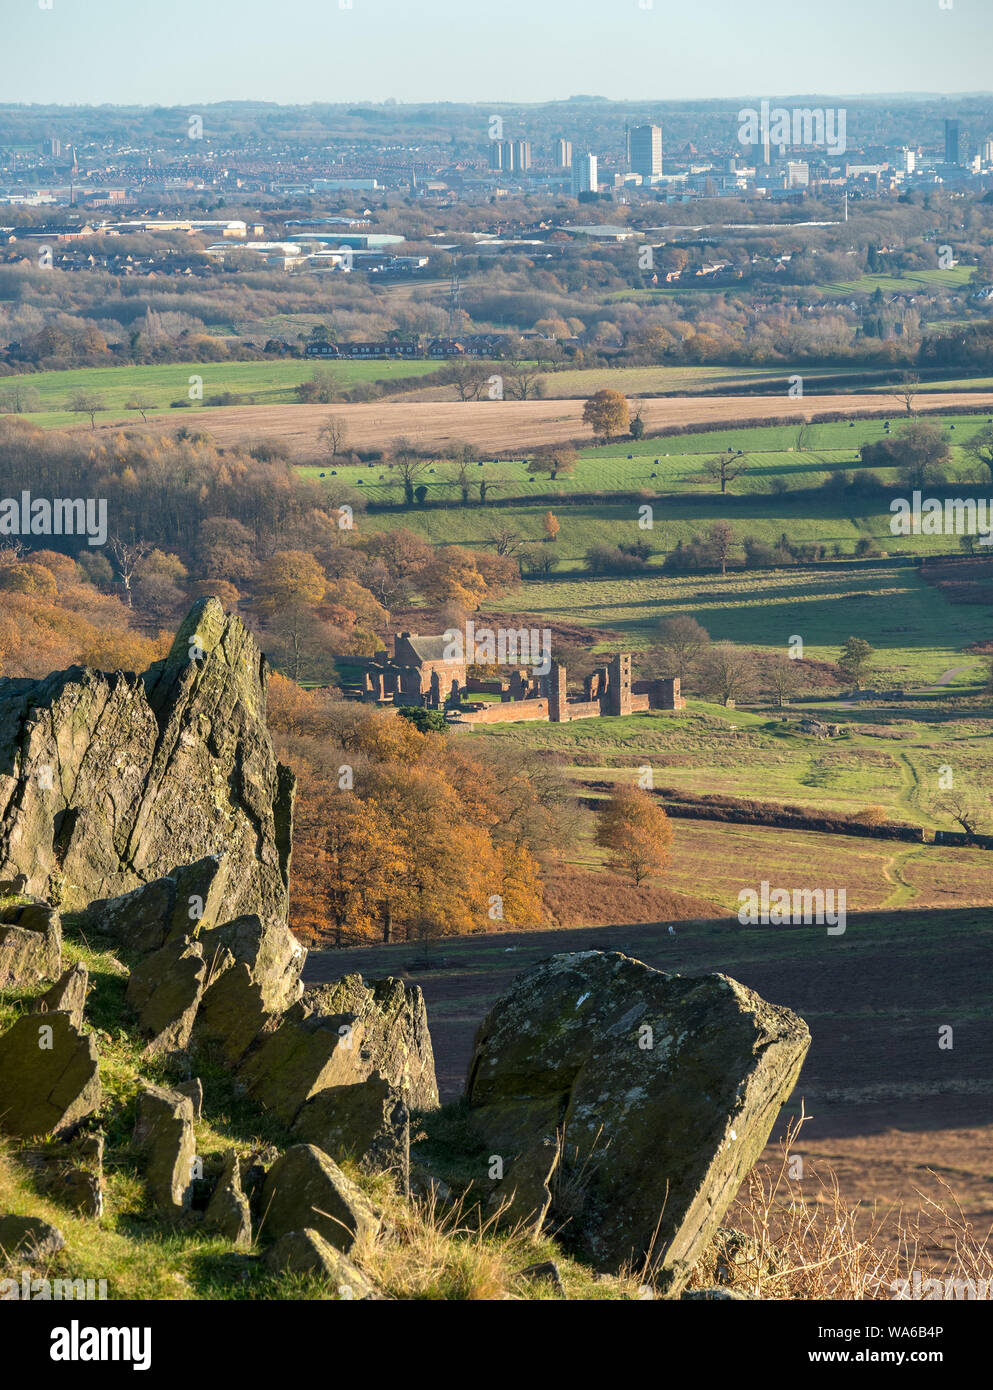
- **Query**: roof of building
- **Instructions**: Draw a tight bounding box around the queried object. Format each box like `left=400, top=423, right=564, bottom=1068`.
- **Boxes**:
left=398, top=634, right=455, bottom=663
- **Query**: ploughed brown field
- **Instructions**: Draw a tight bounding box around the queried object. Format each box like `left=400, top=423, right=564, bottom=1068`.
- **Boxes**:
left=123, top=390, right=993, bottom=456
left=306, top=906, right=993, bottom=1268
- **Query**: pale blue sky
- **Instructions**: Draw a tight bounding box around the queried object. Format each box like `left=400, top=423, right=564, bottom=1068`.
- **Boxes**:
left=4, top=0, right=991, bottom=105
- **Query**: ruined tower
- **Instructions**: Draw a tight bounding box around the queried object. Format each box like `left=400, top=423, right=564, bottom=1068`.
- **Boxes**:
left=608, top=653, right=633, bottom=717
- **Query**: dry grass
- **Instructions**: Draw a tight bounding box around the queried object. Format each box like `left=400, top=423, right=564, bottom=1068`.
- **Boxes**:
left=688, top=1110, right=993, bottom=1300
left=103, top=391, right=993, bottom=458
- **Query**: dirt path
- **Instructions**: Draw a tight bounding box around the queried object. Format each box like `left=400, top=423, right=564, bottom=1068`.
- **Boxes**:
left=108, top=390, right=993, bottom=458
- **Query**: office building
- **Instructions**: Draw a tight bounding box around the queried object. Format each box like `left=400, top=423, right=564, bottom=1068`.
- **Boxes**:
left=571, top=152, right=598, bottom=195
left=629, top=124, right=663, bottom=179
left=553, top=137, right=572, bottom=169
left=945, top=118, right=961, bottom=165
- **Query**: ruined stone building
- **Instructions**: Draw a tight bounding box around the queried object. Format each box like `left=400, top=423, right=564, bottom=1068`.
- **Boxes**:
left=353, top=634, right=683, bottom=725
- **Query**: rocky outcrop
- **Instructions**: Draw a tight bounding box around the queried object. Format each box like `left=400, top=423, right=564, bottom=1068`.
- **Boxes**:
left=0, top=598, right=293, bottom=923
left=0, top=1013, right=101, bottom=1138
left=125, top=936, right=206, bottom=1056
left=260, top=1145, right=379, bottom=1255
left=292, top=1073, right=410, bottom=1191
left=132, top=1084, right=197, bottom=1215
left=465, top=951, right=809, bottom=1296
left=300, top=976, right=439, bottom=1112
left=235, top=973, right=437, bottom=1127
left=0, top=903, right=61, bottom=989
left=33, top=961, right=88, bottom=1030
left=88, top=855, right=230, bottom=955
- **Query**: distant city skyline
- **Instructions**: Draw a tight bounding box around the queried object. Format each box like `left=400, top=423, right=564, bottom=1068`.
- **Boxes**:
left=4, top=0, right=993, bottom=107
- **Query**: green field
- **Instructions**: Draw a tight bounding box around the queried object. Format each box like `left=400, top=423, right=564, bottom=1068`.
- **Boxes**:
left=0, top=358, right=438, bottom=428
left=817, top=265, right=976, bottom=297
left=486, top=562, right=990, bottom=685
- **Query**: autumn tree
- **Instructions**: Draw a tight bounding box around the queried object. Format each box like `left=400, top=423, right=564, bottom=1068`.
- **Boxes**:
left=596, top=785, right=674, bottom=884
left=543, top=511, right=560, bottom=542
left=528, top=445, right=578, bottom=480
left=582, top=389, right=630, bottom=441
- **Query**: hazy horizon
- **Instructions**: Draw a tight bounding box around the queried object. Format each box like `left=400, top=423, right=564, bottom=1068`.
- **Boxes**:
left=5, top=0, right=992, bottom=107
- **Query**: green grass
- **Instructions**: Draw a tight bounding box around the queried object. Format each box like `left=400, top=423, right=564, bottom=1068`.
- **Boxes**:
left=3, top=359, right=438, bottom=429
left=486, top=561, right=990, bottom=685
left=817, top=265, right=976, bottom=297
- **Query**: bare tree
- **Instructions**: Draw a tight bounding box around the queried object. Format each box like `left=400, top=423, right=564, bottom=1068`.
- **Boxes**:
left=656, top=615, right=711, bottom=683
left=894, top=372, right=921, bottom=417
left=125, top=395, right=156, bottom=424
left=700, top=642, right=758, bottom=707
left=109, top=538, right=152, bottom=608
left=702, top=453, right=749, bottom=495
left=768, top=655, right=802, bottom=707
left=932, top=791, right=983, bottom=840
left=504, top=366, right=546, bottom=400
left=387, top=437, right=429, bottom=506
left=66, top=390, right=106, bottom=429
left=708, top=520, right=736, bottom=575
left=491, top=526, right=523, bottom=556
left=319, top=415, right=348, bottom=458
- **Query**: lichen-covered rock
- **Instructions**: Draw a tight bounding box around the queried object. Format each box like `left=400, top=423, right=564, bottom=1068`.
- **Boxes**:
left=0, top=1215, right=65, bottom=1262
left=292, top=1072, right=410, bottom=1191
left=465, top=951, right=810, bottom=1295
left=0, top=1013, right=101, bottom=1138
left=132, top=1084, right=196, bottom=1214
left=301, top=975, right=438, bottom=1111
left=0, top=598, right=293, bottom=924
left=33, top=961, right=89, bottom=1031
left=193, top=960, right=271, bottom=1067
left=0, top=902, right=61, bottom=989
left=201, top=913, right=304, bottom=1015
left=126, top=936, right=206, bottom=1056
left=260, top=1145, right=379, bottom=1255
left=202, top=1151, right=252, bottom=1247
left=262, top=1228, right=379, bottom=1297
left=88, top=855, right=230, bottom=955
left=236, top=1006, right=366, bottom=1125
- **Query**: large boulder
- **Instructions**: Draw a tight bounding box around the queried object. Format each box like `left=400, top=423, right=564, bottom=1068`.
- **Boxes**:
left=292, top=1072, right=410, bottom=1191
left=201, top=914, right=304, bottom=1015
left=236, top=1005, right=368, bottom=1125
left=465, top=951, right=810, bottom=1295
left=0, top=598, right=293, bottom=923
left=88, top=855, right=230, bottom=955
left=260, top=1145, right=379, bottom=1255
left=193, top=960, right=272, bottom=1067
left=0, top=903, right=61, bottom=989
left=0, top=1013, right=101, bottom=1138
left=132, top=1084, right=197, bottom=1214
left=126, top=936, right=206, bottom=1056
left=301, top=975, right=438, bottom=1111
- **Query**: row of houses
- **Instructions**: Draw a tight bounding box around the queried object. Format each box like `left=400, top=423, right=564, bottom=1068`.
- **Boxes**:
left=303, top=334, right=511, bottom=360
